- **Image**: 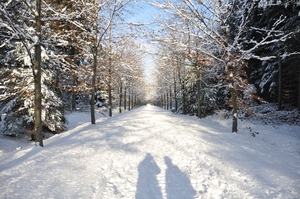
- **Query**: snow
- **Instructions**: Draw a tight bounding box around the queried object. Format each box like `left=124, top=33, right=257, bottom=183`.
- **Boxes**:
left=0, top=105, right=300, bottom=198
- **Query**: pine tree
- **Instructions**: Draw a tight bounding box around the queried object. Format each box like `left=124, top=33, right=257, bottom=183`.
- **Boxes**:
left=0, top=1, right=66, bottom=141
left=243, top=1, right=300, bottom=109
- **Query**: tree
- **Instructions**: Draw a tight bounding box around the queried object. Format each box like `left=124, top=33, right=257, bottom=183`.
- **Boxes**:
left=0, top=0, right=87, bottom=143
left=86, top=0, right=130, bottom=124
left=242, top=1, right=300, bottom=110
left=152, top=0, right=298, bottom=132
left=33, top=0, right=43, bottom=146
left=0, top=0, right=46, bottom=146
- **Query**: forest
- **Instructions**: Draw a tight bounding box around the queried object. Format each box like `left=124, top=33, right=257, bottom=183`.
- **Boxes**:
left=0, top=0, right=299, bottom=146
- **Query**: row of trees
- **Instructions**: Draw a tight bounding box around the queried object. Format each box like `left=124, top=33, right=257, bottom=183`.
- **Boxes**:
left=150, top=0, right=300, bottom=132
left=0, top=0, right=147, bottom=146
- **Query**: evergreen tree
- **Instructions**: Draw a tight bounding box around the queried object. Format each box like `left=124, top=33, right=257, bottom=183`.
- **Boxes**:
left=243, top=1, right=300, bottom=108
left=0, top=1, right=66, bottom=140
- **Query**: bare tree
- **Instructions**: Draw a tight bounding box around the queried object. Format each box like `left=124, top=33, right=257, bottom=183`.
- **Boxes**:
left=86, top=0, right=130, bottom=123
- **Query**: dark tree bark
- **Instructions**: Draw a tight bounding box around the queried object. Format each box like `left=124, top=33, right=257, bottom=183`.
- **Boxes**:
left=124, top=86, right=127, bottom=110
left=90, top=46, right=97, bottom=124
left=166, top=91, right=169, bottom=110
left=34, top=0, right=43, bottom=147
left=278, top=56, right=282, bottom=111
left=72, top=91, right=76, bottom=111
left=119, top=82, right=123, bottom=113
left=182, top=80, right=187, bottom=114
left=174, top=73, right=178, bottom=112
left=169, top=86, right=172, bottom=111
left=163, top=93, right=166, bottom=109
left=128, top=87, right=131, bottom=111
left=196, top=66, right=201, bottom=118
left=298, top=63, right=300, bottom=111
left=229, top=74, right=238, bottom=133
left=108, top=58, right=112, bottom=117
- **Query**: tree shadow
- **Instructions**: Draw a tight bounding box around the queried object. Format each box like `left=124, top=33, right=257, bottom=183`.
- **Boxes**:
left=164, top=156, right=196, bottom=199
left=136, top=153, right=163, bottom=199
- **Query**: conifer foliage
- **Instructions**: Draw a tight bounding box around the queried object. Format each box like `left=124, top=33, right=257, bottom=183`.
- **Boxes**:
left=0, top=1, right=65, bottom=141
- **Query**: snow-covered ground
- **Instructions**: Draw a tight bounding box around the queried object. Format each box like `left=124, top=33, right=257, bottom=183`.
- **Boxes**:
left=0, top=105, right=300, bottom=199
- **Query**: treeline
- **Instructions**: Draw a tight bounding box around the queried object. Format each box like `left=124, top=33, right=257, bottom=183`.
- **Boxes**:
left=0, top=0, right=147, bottom=145
left=151, top=0, right=300, bottom=132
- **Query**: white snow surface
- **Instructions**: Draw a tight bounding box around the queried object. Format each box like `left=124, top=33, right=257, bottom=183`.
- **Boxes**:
left=0, top=105, right=300, bottom=199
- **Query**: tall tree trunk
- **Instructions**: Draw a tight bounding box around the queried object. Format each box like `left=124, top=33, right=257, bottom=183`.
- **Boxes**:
left=128, top=87, right=131, bottom=111
left=90, top=46, right=97, bottom=124
left=196, top=66, right=201, bottom=118
left=278, top=56, right=282, bottom=111
left=231, top=88, right=237, bottom=133
left=166, top=91, right=169, bottom=110
left=169, top=86, right=172, bottom=111
left=163, top=93, right=166, bottom=109
left=119, top=82, right=122, bottom=113
left=229, top=74, right=238, bottom=133
left=34, top=0, right=43, bottom=147
left=182, top=80, right=187, bottom=114
left=174, top=75, right=178, bottom=112
left=298, top=63, right=300, bottom=111
left=71, top=75, right=76, bottom=111
left=72, top=91, right=76, bottom=111
left=124, top=86, right=127, bottom=110
left=108, top=62, right=112, bottom=117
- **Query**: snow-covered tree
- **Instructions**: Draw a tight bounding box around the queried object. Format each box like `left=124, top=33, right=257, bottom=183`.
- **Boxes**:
left=152, top=0, right=298, bottom=132
left=0, top=0, right=66, bottom=145
left=241, top=1, right=300, bottom=110
left=81, top=0, right=131, bottom=124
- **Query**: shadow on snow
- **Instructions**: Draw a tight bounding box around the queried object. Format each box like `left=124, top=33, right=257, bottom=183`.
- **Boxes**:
left=136, top=154, right=196, bottom=199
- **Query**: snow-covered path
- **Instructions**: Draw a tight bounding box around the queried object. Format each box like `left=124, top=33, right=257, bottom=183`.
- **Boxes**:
left=0, top=105, right=300, bottom=199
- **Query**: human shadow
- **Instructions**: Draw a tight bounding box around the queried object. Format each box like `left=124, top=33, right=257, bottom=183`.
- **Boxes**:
left=164, top=156, right=196, bottom=199
left=136, top=153, right=163, bottom=199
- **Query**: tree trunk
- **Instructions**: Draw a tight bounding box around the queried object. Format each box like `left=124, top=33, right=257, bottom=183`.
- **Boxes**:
left=166, top=91, right=169, bottom=110
left=174, top=75, right=178, bottom=112
left=119, top=82, right=122, bottom=113
left=196, top=66, right=201, bottom=118
left=298, top=63, right=300, bottom=111
left=131, top=91, right=134, bottom=109
left=278, top=56, right=282, bottom=111
left=108, top=63, right=112, bottom=117
left=124, top=86, right=127, bottom=110
left=182, top=80, right=187, bottom=114
left=169, top=86, right=172, bottom=111
left=231, top=88, right=238, bottom=133
left=71, top=75, right=76, bottom=111
left=163, top=93, right=166, bottom=109
left=72, top=91, right=76, bottom=111
left=230, top=76, right=238, bottom=133
left=34, top=0, right=43, bottom=147
left=128, top=87, right=131, bottom=111
left=90, top=46, right=97, bottom=124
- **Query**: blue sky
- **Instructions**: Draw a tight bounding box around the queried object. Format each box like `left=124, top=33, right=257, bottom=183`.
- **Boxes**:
left=123, top=1, right=164, bottom=83
left=125, top=1, right=161, bottom=25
